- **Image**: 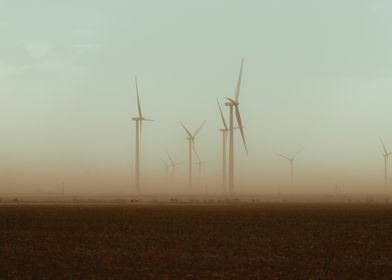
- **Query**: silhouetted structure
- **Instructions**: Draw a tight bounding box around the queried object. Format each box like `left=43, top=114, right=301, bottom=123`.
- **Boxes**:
left=276, top=148, right=303, bottom=185
left=217, top=99, right=229, bottom=192
left=132, top=77, right=153, bottom=193
left=224, top=60, right=248, bottom=193
left=380, top=137, right=392, bottom=186
left=180, top=121, right=206, bottom=188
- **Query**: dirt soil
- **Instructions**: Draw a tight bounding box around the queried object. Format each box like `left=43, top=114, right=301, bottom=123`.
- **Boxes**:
left=1, top=204, right=392, bottom=279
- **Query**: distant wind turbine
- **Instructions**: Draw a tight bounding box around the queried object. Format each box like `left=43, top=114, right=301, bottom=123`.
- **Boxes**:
left=167, top=153, right=184, bottom=179
left=181, top=121, right=206, bottom=188
left=217, top=99, right=229, bottom=191
left=276, top=148, right=303, bottom=185
left=160, top=158, right=170, bottom=182
left=380, top=137, right=392, bottom=185
left=194, top=150, right=208, bottom=186
left=132, top=76, right=153, bottom=193
left=224, top=59, right=248, bottom=193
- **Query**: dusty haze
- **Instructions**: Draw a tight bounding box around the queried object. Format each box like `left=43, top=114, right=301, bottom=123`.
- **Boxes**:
left=1, top=1, right=392, bottom=194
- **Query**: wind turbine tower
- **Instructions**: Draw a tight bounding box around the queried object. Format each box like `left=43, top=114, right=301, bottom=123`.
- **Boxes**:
left=132, top=77, right=153, bottom=193
left=224, top=59, right=248, bottom=193
left=181, top=121, right=206, bottom=188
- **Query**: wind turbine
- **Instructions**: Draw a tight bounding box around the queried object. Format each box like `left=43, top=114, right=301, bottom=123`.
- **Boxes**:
left=160, top=158, right=170, bottom=182
left=276, top=148, right=303, bottom=185
left=224, top=59, right=248, bottom=193
left=132, top=76, right=153, bottom=193
left=167, top=153, right=184, bottom=179
left=180, top=121, right=206, bottom=188
left=194, top=150, right=208, bottom=186
left=380, top=137, right=392, bottom=185
left=217, top=99, right=229, bottom=191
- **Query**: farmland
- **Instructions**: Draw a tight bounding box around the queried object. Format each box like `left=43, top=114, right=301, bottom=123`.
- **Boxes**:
left=1, top=203, right=392, bottom=279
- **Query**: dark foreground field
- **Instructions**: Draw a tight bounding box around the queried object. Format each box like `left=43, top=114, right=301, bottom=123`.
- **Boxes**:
left=1, top=204, right=392, bottom=279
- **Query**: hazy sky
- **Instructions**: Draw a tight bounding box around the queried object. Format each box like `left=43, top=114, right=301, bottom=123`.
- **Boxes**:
left=1, top=1, right=392, bottom=193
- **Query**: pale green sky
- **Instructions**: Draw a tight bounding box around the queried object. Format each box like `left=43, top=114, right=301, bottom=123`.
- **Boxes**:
left=1, top=1, right=392, bottom=193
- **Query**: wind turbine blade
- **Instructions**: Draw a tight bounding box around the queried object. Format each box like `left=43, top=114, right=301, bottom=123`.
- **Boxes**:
left=226, top=97, right=236, bottom=104
left=135, top=76, right=143, bottom=118
left=142, top=118, right=154, bottom=121
left=380, top=137, right=388, bottom=154
left=193, top=120, right=206, bottom=138
left=293, top=147, right=304, bottom=159
left=217, top=98, right=228, bottom=130
left=193, top=147, right=201, bottom=163
left=234, top=59, right=244, bottom=103
left=167, top=152, right=175, bottom=165
left=235, top=106, right=248, bottom=154
left=180, top=122, right=193, bottom=138
left=275, top=152, right=291, bottom=161
left=161, top=158, right=169, bottom=167
left=192, top=141, right=201, bottom=163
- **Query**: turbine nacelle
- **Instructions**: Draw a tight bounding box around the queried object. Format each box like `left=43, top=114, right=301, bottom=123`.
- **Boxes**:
left=132, top=117, right=154, bottom=121
left=225, top=98, right=239, bottom=107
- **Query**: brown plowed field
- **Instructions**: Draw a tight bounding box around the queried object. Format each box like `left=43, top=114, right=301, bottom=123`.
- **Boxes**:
left=1, top=204, right=391, bottom=279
